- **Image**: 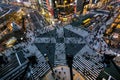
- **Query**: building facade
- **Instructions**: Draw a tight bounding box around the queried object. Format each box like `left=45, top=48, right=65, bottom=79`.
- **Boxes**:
left=38, top=0, right=85, bottom=22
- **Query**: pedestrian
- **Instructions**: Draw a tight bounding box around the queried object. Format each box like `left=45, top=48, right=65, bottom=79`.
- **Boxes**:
left=61, top=67, right=63, bottom=70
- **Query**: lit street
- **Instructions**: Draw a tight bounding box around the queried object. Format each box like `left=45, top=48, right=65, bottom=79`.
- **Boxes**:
left=0, top=0, right=120, bottom=80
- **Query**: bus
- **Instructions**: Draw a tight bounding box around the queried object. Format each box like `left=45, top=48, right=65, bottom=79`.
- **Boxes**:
left=81, top=18, right=91, bottom=26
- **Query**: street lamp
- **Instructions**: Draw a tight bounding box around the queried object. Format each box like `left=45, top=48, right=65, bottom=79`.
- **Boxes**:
left=44, top=54, right=55, bottom=78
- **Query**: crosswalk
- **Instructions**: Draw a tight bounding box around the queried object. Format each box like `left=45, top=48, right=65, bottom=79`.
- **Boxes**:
left=73, top=54, right=103, bottom=80
left=23, top=44, right=51, bottom=79
left=54, top=43, right=66, bottom=66
left=34, top=37, right=56, bottom=43
left=56, top=27, right=64, bottom=38
left=32, top=24, right=105, bottom=80
left=32, top=56, right=50, bottom=80
left=65, top=37, right=84, bottom=44
left=34, top=25, right=86, bottom=67
left=65, top=25, right=89, bottom=37
left=1, top=22, right=106, bottom=80
left=72, top=44, right=104, bottom=80
left=0, top=55, right=18, bottom=78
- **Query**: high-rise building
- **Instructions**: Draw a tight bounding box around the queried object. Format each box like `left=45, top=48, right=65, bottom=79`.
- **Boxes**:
left=38, top=0, right=54, bottom=16
left=38, top=0, right=85, bottom=22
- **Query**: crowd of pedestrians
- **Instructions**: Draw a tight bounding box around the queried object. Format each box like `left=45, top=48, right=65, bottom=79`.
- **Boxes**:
left=86, top=13, right=117, bottom=55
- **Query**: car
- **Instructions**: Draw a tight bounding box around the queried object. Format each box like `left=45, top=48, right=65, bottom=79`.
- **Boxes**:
left=6, top=37, right=17, bottom=47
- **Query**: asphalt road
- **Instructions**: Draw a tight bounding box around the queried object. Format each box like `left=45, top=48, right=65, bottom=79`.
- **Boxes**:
left=29, top=11, right=49, bottom=31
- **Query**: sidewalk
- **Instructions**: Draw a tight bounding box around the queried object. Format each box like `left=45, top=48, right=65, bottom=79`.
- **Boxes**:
left=85, top=17, right=115, bottom=55
left=42, top=66, right=85, bottom=80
